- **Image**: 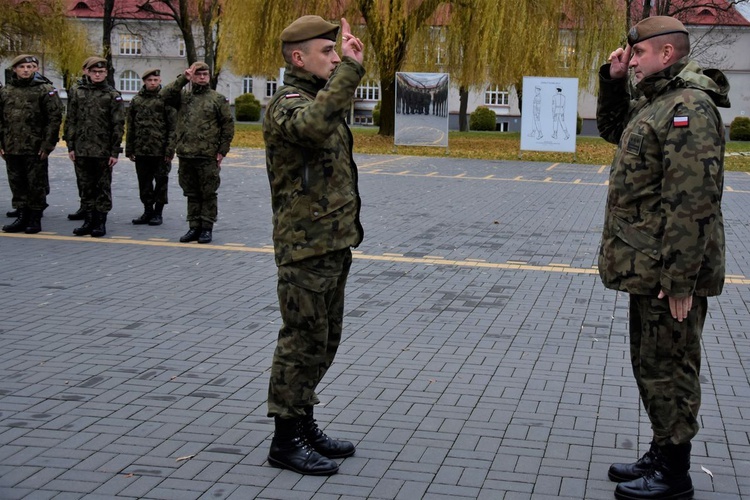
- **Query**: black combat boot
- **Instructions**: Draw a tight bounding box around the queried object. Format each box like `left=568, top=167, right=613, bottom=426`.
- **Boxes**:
left=6, top=208, right=18, bottom=218
left=267, top=416, right=339, bottom=475
left=68, top=205, right=86, bottom=220
left=302, top=406, right=356, bottom=458
left=148, top=203, right=164, bottom=226
left=2, top=209, right=27, bottom=233
left=90, top=212, right=107, bottom=237
left=179, top=227, right=201, bottom=242
left=132, top=205, right=153, bottom=225
left=24, top=210, right=42, bottom=234
left=609, top=441, right=658, bottom=482
left=197, top=228, right=212, bottom=244
left=615, top=443, right=693, bottom=500
left=73, top=211, right=94, bottom=236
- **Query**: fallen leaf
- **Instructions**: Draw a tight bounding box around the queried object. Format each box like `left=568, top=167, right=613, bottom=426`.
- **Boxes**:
left=176, top=454, right=196, bottom=462
left=701, top=465, right=713, bottom=478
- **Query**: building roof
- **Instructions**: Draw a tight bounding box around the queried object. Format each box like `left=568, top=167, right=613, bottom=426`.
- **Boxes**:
left=65, top=0, right=174, bottom=20
left=631, top=0, right=750, bottom=27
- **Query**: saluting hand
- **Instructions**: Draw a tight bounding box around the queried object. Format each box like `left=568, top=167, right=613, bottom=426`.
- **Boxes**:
left=340, top=18, right=364, bottom=65
left=607, top=45, right=631, bottom=80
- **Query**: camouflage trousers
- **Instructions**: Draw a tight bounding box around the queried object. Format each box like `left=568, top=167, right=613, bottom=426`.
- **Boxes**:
left=135, top=156, right=171, bottom=207
left=75, top=157, right=113, bottom=213
left=178, top=157, right=220, bottom=230
left=629, top=294, right=707, bottom=446
left=4, top=154, right=48, bottom=210
left=268, top=248, right=353, bottom=418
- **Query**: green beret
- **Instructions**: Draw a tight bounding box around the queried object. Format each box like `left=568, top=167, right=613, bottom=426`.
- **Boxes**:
left=280, top=15, right=339, bottom=43
left=628, top=16, right=688, bottom=46
left=191, top=62, right=210, bottom=72
left=85, top=57, right=108, bottom=70
left=11, top=54, right=38, bottom=67
left=142, top=68, right=161, bottom=79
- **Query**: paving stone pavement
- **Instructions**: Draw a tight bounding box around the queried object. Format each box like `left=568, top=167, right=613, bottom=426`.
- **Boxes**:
left=1, top=147, right=750, bottom=500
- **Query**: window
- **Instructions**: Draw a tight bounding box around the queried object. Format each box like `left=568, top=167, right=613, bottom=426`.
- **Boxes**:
left=119, top=70, right=141, bottom=92
left=355, top=80, right=380, bottom=101
left=242, top=76, right=253, bottom=95
left=178, top=39, right=186, bottom=57
left=497, top=121, right=509, bottom=132
left=485, top=85, right=509, bottom=106
left=119, top=34, right=142, bottom=56
left=266, top=77, right=277, bottom=98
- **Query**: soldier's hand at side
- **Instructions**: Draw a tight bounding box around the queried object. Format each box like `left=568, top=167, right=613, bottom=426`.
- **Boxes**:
left=607, top=45, right=631, bottom=80
left=68, top=151, right=76, bottom=162
left=0, top=149, right=5, bottom=160
left=658, top=290, right=693, bottom=322
left=128, top=154, right=136, bottom=162
left=340, top=18, right=364, bottom=65
left=39, top=150, right=49, bottom=160
left=108, top=156, right=118, bottom=168
left=216, top=153, right=224, bottom=168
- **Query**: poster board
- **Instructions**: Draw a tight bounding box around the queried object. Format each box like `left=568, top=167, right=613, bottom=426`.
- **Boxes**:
left=520, top=77, right=578, bottom=153
left=394, top=72, right=449, bottom=148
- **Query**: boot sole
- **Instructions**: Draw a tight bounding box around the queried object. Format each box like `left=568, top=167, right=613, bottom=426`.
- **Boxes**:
left=608, top=471, right=643, bottom=483
left=318, top=448, right=355, bottom=459
left=615, top=487, right=694, bottom=500
left=267, top=455, right=338, bottom=475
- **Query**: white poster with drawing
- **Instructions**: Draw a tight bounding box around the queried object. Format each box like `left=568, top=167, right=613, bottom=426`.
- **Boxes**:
left=520, top=77, right=578, bottom=153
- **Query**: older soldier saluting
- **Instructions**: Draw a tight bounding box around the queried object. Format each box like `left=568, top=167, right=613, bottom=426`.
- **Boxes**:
left=1, top=54, right=63, bottom=234
left=597, top=16, right=729, bottom=500
left=160, top=62, right=234, bottom=245
left=263, top=16, right=365, bottom=476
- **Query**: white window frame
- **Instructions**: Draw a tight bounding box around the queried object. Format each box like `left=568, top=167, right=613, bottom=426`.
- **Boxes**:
left=484, top=85, right=509, bottom=106
left=355, top=80, right=380, bottom=101
left=266, top=77, right=277, bottom=98
left=119, top=34, right=142, bottom=56
left=178, top=39, right=186, bottom=57
left=119, top=70, right=141, bottom=93
left=242, top=76, right=253, bottom=95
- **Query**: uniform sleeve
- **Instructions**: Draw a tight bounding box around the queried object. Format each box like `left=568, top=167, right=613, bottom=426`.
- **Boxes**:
left=217, top=96, right=234, bottom=156
left=65, top=88, right=78, bottom=152
left=271, top=57, right=364, bottom=148
left=159, top=74, right=188, bottom=110
left=41, top=88, right=63, bottom=154
left=165, top=101, right=177, bottom=157
left=596, top=64, right=632, bottom=145
left=125, top=100, right=136, bottom=157
left=0, top=91, right=5, bottom=151
left=110, top=92, right=125, bottom=158
left=659, top=95, right=724, bottom=297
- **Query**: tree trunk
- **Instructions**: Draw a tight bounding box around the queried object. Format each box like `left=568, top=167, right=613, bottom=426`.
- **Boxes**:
left=102, top=0, right=115, bottom=88
left=458, top=86, right=469, bottom=132
left=378, top=76, right=396, bottom=136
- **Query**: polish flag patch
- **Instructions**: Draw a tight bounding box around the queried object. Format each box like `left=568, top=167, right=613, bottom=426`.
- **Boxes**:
left=284, top=93, right=300, bottom=99
left=673, top=116, right=689, bottom=128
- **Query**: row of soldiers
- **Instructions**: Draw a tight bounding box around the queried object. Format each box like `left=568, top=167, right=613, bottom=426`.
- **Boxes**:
left=1, top=55, right=234, bottom=243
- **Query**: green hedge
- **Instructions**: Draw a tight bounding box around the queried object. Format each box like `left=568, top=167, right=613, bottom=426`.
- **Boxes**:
left=235, top=92, right=261, bottom=122
left=729, top=116, right=750, bottom=141
left=470, top=106, right=496, bottom=131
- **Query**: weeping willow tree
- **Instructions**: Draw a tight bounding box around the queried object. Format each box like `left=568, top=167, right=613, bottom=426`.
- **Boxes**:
left=224, top=0, right=623, bottom=136
left=0, top=0, right=92, bottom=87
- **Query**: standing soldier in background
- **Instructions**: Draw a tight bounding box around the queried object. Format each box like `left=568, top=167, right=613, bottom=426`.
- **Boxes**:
left=65, top=57, right=125, bottom=238
left=597, top=16, right=729, bottom=500
left=126, top=68, right=176, bottom=226
left=64, top=56, right=96, bottom=222
left=263, top=16, right=364, bottom=476
left=0, top=54, right=63, bottom=234
left=160, top=61, right=234, bottom=244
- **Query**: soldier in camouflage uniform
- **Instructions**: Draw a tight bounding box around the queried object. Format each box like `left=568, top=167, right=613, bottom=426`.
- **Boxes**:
left=263, top=16, right=365, bottom=476
left=160, top=62, right=234, bottom=244
left=597, top=16, right=729, bottom=500
left=126, top=68, right=176, bottom=226
left=0, top=54, right=63, bottom=234
left=64, top=57, right=96, bottom=222
left=65, top=57, right=125, bottom=238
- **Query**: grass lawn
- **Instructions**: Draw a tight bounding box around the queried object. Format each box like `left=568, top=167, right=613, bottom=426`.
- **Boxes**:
left=234, top=123, right=750, bottom=172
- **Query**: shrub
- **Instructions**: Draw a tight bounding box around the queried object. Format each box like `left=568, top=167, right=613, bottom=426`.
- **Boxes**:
left=470, top=106, right=496, bottom=131
left=729, top=116, right=750, bottom=141
left=235, top=92, right=261, bottom=122
left=372, top=101, right=381, bottom=127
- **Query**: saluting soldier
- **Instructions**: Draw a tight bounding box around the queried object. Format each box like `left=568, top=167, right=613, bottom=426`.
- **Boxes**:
left=0, top=54, right=63, bottom=234
left=160, top=61, right=234, bottom=244
left=597, top=16, right=729, bottom=500
left=263, top=15, right=365, bottom=476
left=65, top=57, right=125, bottom=238
left=126, top=68, right=176, bottom=226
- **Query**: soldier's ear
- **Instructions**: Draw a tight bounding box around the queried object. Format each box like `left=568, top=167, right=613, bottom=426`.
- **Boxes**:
left=290, top=49, right=306, bottom=69
left=661, top=43, right=675, bottom=64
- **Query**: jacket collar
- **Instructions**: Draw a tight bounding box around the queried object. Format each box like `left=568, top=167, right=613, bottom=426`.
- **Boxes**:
left=283, top=64, right=328, bottom=96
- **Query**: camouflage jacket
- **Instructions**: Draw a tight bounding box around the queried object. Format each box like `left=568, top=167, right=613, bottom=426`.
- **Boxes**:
left=597, top=58, right=730, bottom=297
left=65, top=80, right=125, bottom=158
left=125, top=85, right=177, bottom=158
left=159, top=75, right=234, bottom=158
left=0, top=73, right=63, bottom=155
left=263, top=58, right=365, bottom=266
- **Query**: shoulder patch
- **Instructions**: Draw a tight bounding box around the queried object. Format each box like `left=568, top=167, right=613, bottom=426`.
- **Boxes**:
left=284, top=93, right=301, bottom=99
left=673, top=116, right=689, bottom=128
left=115, top=95, right=123, bottom=101
left=48, top=89, right=58, bottom=96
